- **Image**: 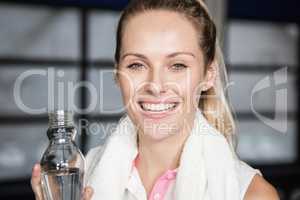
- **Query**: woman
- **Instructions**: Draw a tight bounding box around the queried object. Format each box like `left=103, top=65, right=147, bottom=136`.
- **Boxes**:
left=31, top=0, right=279, bottom=199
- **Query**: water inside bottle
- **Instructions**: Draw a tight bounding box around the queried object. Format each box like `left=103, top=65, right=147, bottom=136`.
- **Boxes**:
left=41, top=168, right=83, bottom=200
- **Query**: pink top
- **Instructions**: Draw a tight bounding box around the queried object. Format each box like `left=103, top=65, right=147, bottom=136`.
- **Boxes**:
left=132, top=154, right=178, bottom=200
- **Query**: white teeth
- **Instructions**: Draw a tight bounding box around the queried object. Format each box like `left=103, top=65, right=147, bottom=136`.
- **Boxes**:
left=140, top=103, right=176, bottom=112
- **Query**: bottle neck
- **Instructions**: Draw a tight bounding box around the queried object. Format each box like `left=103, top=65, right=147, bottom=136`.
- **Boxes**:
left=47, top=110, right=76, bottom=144
left=49, top=110, right=73, bottom=128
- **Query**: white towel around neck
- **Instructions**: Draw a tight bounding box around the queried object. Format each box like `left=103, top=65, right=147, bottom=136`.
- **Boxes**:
left=86, top=108, right=241, bottom=200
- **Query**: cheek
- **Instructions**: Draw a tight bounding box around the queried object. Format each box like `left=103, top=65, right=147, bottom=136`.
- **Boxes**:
left=118, top=76, right=133, bottom=105
left=172, top=72, right=202, bottom=99
left=119, top=73, right=144, bottom=104
left=176, top=74, right=202, bottom=113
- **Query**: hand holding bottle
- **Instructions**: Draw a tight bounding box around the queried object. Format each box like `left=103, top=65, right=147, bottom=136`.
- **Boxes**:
left=31, top=164, right=94, bottom=200
left=32, top=110, right=90, bottom=200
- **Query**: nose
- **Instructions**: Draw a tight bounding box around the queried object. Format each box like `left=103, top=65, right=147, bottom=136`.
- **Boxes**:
left=145, top=68, right=166, bottom=96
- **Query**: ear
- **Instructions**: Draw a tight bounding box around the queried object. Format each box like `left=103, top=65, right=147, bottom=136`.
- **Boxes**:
left=202, top=60, right=217, bottom=91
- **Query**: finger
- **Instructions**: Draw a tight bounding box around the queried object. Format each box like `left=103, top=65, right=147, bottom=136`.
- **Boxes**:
left=83, top=186, right=94, bottom=200
left=31, top=164, right=44, bottom=200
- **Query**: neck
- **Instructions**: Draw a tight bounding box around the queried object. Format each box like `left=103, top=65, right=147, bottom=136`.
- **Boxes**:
left=136, top=118, right=194, bottom=176
left=134, top=113, right=196, bottom=196
left=137, top=135, right=182, bottom=172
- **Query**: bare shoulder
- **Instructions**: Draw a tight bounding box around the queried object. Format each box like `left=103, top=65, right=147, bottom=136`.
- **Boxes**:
left=244, top=174, right=280, bottom=200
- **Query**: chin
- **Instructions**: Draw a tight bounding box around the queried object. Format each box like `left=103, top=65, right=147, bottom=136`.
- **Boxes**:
left=140, top=128, right=178, bottom=141
left=136, top=117, right=181, bottom=140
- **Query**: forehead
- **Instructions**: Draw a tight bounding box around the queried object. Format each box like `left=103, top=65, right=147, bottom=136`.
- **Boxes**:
left=121, top=10, right=200, bottom=55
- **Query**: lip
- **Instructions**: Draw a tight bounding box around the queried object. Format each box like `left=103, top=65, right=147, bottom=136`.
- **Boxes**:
left=137, top=97, right=181, bottom=104
left=136, top=99, right=181, bottom=121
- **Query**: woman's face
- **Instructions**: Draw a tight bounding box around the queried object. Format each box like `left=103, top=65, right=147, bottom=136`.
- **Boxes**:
left=117, top=10, right=212, bottom=141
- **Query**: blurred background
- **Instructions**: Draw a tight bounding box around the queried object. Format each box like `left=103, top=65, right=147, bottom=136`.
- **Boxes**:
left=0, top=0, right=299, bottom=199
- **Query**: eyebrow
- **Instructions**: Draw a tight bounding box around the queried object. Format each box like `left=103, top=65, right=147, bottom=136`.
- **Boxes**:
left=121, top=52, right=196, bottom=60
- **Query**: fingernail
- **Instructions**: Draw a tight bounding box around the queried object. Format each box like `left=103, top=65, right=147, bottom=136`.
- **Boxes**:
left=33, top=164, right=40, bottom=175
left=35, top=164, right=39, bottom=170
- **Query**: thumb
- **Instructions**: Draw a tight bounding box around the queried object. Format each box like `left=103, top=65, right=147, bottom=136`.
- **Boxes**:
left=31, top=164, right=44, bottom=200
left=83, top=186, right=94, bottom=200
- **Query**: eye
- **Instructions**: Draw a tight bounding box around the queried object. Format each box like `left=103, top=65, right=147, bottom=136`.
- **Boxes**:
left=171, top=63, right=188, bottom=71
left=126, top=63, right=145, bottom=70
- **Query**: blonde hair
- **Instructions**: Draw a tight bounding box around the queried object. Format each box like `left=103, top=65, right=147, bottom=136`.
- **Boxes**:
left=196, top=0, right=237, bottom=152
left=199, top=43, right=237, bottom=152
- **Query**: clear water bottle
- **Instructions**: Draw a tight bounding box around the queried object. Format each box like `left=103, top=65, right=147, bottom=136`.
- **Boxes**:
left=40, top=110, right=85, bottom=200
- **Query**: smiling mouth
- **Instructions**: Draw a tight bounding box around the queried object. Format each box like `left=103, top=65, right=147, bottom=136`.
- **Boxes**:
left=138, top=102, right=179, bottom=112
